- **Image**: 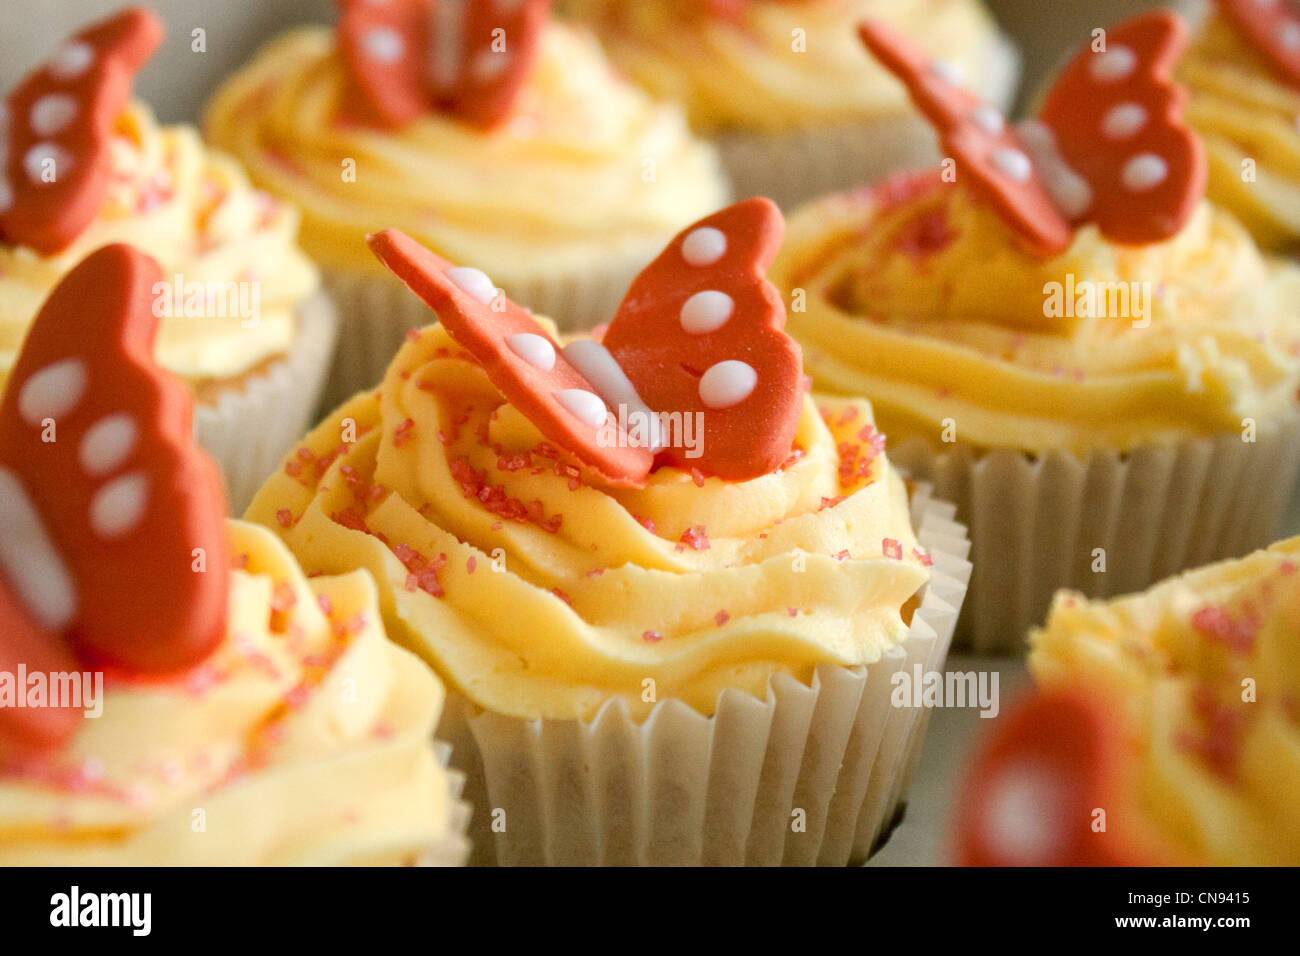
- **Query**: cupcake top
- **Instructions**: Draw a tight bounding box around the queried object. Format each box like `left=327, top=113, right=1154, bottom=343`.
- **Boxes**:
left=1180, top=0, right=1300, bottom=250
left=558, top=0, right=1012, bottom=133
left=247, top=201, right=933, bottom=722
left=0, top=8, right=319, bottom=390
left=956, top=537, right=1300, bottom=866
left=0, top=243, right=451, bottom=864
left=203, top=3, right=727, bottom=279
left=774, top=12, right=1300, bottom=454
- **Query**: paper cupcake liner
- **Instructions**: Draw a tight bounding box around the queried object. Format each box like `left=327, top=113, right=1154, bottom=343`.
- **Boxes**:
left=194, top=290, right=338, bottom=514
left=414, top=740, right=474, bottom=867
left=319, top=250, right=655, bottom=410
left=436, top=484, right=971, bottom=866
left=888, top=409, right=1300, bottom=654
left=713, top=32, right=1021, bottom=211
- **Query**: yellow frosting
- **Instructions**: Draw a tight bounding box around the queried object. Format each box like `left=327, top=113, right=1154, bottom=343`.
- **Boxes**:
left=203, top=23, right=728, bottom=278
left=0, top=103, right=319, bottom=390
left=245, top=321, right=931, bottom=722
left=773, top=178, right=1300, bottom=454
left=1030, top=537, right=1300, bottom=866
left=558, top=0, right=1006, bottom=133
left=1181, top=10, right=1300, bottom=252
left=0, top=521, right=451, bottom=866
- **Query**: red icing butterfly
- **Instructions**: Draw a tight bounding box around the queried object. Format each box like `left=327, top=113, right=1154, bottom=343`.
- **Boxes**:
left=1220, top=0, right=1300, bottom=87
left=368, top=198, right=803, bottom=486
left=0, top=7, right=163, bottom=256
left=0, top=244, right=230, bottom=750
left=337, top=0, right=551, bottom=129
left=954, top=690, right=1177, bottom=866
left=860, top=11, right=1206, bottom=258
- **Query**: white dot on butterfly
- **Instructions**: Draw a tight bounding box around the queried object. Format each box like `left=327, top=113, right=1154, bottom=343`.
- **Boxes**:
left=1283, top=22, right=1300, bottom=51
left=445, top=266, right=498, bottom=305
left=979, top=763, right=1068, bottom=866
left=1121, top=153, right=1168, bottom=192
left=363, top=27, right=405, bottom=63
left=971, top=105, right=1005, bottom=135
left=89, top=472, right=149, bottom=540
left=507, top=332, right=555, bottom=371
left=24, top=142, right=72, bottom=185
left=555, top=389, right=608, bottom=429
left=48, top=42, right=95, bottom=81
left=992, top=147, right=1032, bottom=182
left=18, top=358, right=86, bottom=426
left=698, top=361, right=757, bottom=410
left=931, top=59, right=964, bottom=86
left=1102, top=102, right=1147, bottom=140
left=79, top=413, right=138, bottom=476
left=1089, top=45, right=1136, bottom=82
left=679, top=290, right=734, bottom=335
left=29, top=93, right=78, bottom=137
left=681, top=227, right=727, bottom=267
left=472, top=48, right=510, bottom=82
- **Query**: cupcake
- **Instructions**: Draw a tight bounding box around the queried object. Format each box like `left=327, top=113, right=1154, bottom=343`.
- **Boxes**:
left=0, top=242, right=467, bottom=865
left=1179, top=0, right=1300, bottom=253
left=954, top=536, right=1300, bottom=865
left=0, top=7, right=336, bottom=512
left=204, top=0, right=729, bottom=407
left=247, top=199, right=971, bottom=865
left=773, top=12, right=1300, bottom=653
left=557, top=0, right=1020, bottom=209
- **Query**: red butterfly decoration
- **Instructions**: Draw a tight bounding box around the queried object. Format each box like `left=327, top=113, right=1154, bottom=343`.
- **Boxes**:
left=337, top=0, right=551, bottom=129
left=953, top=690, right=1176, bottom=866
left=1219, top=0, right=1300, bottom=87
left=0, top=7, right=163, bottom=256
left=860, top=11, right=1206, bottom=258
left=0, top=244, right=230, bottom=749
left=368, top=198, right=804, bottom=486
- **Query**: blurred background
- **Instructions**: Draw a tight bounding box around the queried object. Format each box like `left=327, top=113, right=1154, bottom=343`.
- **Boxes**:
left=1, top=0, right=1191, bottom=123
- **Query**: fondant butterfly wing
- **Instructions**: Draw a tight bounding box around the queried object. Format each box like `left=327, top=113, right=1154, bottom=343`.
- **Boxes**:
left=1040, top=11, right=1205, bottom=246
left=337, top=0, right=550, bottom=129
left=0, top=576, right=80, bottom=748
left=954, top=690, right=1164, bottom=866
left=432, top=0, right=550, bottom=128
left=367, top=229, right=654, bottom=485
left=1219, top=0, right=1300, bottom=89
left=0, top=7, right=162, bottom=255
left=337, top=0, right=429, bottom=128
left=859, top=21, right=1073, bottom=258
left=601, top=198, right=803, bottom=481
left=0, top=244, right=229, bottom=674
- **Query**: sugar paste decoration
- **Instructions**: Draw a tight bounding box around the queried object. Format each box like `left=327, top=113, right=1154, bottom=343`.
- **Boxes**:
left=337, top=0, right=551, bottom=129
left=367, top=197, right=804, bottom=485
left=0, top=244, right=230, bottom=748
left=860, top=11, right=1206, bottom=257
left=0, top=7, right=163, bottom=255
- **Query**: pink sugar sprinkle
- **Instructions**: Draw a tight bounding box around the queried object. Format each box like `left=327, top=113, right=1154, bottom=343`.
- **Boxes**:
left=275, top=508, right=295, bottom=528
left=1280, top=561, right=1296, bottom=575
left=642, top=630, right=662, bottom=643
left=405, top=328, right=422, bottom=343
left=1191, top=605, right=1259, bottom=654
left=690, top=468, right=706, bottom=488
left=833, top=549, right=851, bottom=562
left=317, top=593, right=334, bottom=616
left=679, top=526, right=711, bottom=551
left=882, top=538, right=903, bottom=560
left=466, top=556, right=477, bottom=574
left=912, top=548, right=934, bottom=567
left=714, top=610, right=730, bottom=627
left=787, top=607, right=798, bottom=617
